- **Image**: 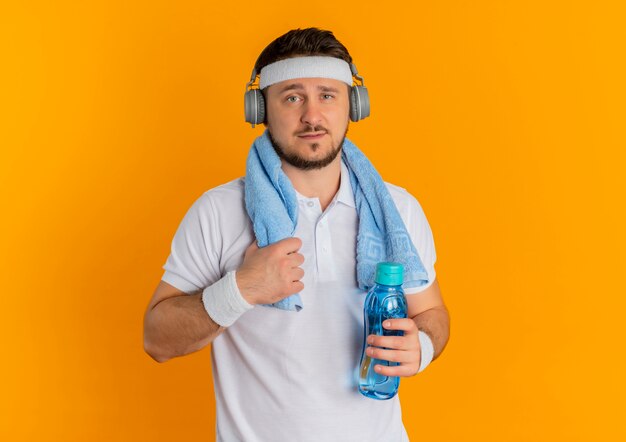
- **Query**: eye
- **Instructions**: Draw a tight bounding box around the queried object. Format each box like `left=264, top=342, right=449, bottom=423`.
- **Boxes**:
left=286, top=96, right=300, bottom=103
left=322, top=94, right=334, bottom=100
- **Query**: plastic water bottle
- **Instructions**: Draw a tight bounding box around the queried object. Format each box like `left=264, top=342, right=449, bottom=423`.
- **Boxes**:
left=358, top=262, right=408, bottom=400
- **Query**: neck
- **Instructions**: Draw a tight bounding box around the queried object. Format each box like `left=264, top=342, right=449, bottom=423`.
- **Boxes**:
left=281, top=156, right=342, bottom=212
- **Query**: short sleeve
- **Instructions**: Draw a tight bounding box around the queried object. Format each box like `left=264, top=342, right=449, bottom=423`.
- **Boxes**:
left=161, top=194, right=222, bottom=294
left=404, top=194, right=437, bottom=295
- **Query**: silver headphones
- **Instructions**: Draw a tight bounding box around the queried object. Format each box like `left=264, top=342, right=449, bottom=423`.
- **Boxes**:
left=244, top=60, right=370, bottom=128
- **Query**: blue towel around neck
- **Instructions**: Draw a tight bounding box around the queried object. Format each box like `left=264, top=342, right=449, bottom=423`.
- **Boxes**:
left=244, top=129, right=430, bottom=311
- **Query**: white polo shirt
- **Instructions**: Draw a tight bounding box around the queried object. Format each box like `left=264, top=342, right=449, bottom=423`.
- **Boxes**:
left=161, top=160, right=437, bottom=442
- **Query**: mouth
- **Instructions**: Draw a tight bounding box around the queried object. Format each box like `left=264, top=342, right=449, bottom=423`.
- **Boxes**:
left=297, top=131, right=326, bottom=140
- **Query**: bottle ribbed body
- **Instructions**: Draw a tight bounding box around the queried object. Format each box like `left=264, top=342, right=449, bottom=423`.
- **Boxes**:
left=358, top=264, right=407, bottom=400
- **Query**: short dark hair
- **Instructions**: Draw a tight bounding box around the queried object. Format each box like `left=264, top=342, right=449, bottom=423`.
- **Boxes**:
left=254, top=27, right=353, bottom=74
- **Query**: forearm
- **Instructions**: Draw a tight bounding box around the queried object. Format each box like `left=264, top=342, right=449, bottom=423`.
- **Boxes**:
left=411, top=305, right=450, bottom=360
left=144, top=293, right=224, bottom=363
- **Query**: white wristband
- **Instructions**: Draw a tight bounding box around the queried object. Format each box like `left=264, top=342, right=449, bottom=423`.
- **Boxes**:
left=417, top=330, right=435, bottom=373
left=201, top=271, right=254, bottom=327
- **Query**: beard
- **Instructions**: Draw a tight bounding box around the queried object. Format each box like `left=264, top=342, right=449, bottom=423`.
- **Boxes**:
left=268, top=125, right=349, bottom=171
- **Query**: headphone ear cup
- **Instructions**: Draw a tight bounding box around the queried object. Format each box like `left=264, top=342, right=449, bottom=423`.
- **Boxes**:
left=350, top=85, right=370, bottom=122
left=244, top=89, right=266, bottom=126
left=349, top=87, right=358, bottom=122
left=257, top=90, right=265, bottom=124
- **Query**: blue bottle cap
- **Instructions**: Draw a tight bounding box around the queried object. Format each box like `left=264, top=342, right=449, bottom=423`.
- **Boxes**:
left=375, top=262, right=404, bottom=286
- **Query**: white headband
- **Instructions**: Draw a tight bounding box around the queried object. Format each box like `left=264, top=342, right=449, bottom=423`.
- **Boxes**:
left=259, top=56, right=353, bottom=90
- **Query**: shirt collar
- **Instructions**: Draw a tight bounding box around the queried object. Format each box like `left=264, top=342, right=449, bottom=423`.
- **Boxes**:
left=336, top=159, right=356, bottom=208
left=293, top=159, right=356, bottom=209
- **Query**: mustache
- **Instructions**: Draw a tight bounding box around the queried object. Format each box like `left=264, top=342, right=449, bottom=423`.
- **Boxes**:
left=296, top=125, right=327, bottom=135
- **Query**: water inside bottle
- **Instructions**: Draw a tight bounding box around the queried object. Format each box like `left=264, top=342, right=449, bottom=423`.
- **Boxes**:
left=358, top=290, right=407, bottom=400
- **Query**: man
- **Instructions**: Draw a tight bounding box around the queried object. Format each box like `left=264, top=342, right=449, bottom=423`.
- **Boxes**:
left=144, top=27, right=450, bottom=441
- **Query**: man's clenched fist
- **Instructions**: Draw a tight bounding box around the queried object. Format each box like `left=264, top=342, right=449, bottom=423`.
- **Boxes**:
left=236, top=237, right=305, bottom=305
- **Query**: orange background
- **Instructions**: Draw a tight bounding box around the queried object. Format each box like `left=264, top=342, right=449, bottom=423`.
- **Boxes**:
left=1, top=1, right=625, bottom=441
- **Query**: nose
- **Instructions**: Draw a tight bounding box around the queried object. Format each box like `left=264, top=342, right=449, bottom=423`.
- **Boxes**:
left=300, top=99, right=323, bottom=127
